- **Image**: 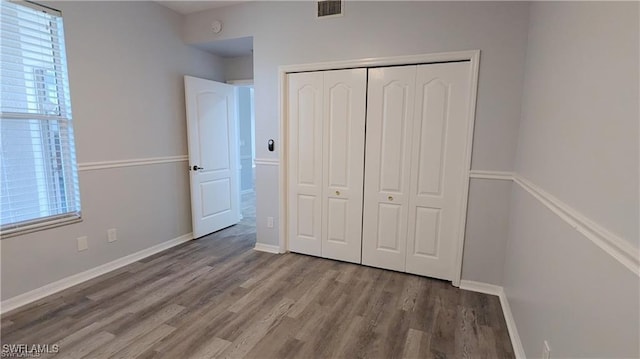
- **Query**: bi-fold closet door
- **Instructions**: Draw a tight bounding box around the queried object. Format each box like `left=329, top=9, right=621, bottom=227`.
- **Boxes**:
left=288, top=62, right=472, bottom=281
left=287, top=68, right=367, bottom=264
left=362, top=63, right=472, bottom=280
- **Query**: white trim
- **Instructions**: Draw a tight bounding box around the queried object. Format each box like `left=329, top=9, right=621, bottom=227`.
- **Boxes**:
left=469, top=170, right=515, bottom=181
left=0, top=233, right=193, bottom=314
left=513, top=174, right=639, bottom=277
left=278, top=65, right=288, bottom=256
left=279, top=50, right=480, bottom=74
left=253, top=243, right=282, bottom=254
left=452, top=50, right=481, bottom=287
left=278, top=50, right=482, bottom=277
left=254, top=158, right=280, bottom=166
left=459, top=279, right=503, bottom=296
left=468, top=170, right=640, bottom=277
left=78, top=155, right=188, bottom=172
left=460, top=280, right=525, bottom=359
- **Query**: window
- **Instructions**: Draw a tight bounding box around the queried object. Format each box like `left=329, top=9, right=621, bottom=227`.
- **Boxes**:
left=1, top=1, right=81, bottom=237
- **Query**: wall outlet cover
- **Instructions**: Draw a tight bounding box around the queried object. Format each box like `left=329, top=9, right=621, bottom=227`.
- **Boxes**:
left=543, top=340, right=551, bottom=359
left=107, top=228, right=117, bottom=242
left=77, top=236, right=88, bottom=251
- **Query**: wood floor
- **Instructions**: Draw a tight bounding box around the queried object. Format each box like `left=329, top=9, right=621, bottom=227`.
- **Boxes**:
left=1, top=193, right=514, bottom=358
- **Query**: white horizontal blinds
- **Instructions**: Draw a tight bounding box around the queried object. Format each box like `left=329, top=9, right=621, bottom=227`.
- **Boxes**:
left=1, top=1, right=81, bottom=235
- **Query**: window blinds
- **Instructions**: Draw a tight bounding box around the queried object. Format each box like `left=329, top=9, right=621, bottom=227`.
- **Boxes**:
left=1, top=1, right=81, bottom=237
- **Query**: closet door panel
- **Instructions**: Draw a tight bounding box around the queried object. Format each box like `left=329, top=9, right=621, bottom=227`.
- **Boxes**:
left=406, top=62, right=472, bottom=279
left=322, top=68, right=366, bottom=263
left=362, top=66, right=416, bottom=272
left=288, top=72, right=323, bottom=256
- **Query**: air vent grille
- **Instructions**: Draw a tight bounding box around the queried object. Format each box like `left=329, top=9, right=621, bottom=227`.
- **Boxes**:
left=317, top=0, right=343, bottom=18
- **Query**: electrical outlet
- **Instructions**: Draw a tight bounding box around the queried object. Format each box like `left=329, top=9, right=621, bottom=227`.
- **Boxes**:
left=107, top=228, right=117, bottom=242
left=267, top=217, right=274, bottom=228
left=77, top=236, right=88, bottom=251
left=543, top=340, right=551, bottom=359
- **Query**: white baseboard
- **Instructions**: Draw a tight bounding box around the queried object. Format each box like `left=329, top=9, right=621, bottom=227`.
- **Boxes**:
left=460, top=280, right=526, bottom=359
left=459, top=279, right=503, bottom=296
left=0, top=233, right=193, bottom=314
left=253, top=243, right=281, bottom=254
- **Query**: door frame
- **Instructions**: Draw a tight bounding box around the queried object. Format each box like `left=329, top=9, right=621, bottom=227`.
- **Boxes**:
left=278, top=50, right=480, bottom=287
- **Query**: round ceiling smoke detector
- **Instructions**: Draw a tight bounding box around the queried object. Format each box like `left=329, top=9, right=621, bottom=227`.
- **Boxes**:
left=211, top=20, right=223, bottom=34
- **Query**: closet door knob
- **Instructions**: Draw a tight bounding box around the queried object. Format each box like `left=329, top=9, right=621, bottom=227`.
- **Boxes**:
left=335, top=190, right=340, bottom=196
left=388, top=196, right=394, bottom=201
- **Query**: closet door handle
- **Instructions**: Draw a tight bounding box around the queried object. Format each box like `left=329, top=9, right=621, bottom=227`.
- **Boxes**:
left=388, top=196, right=394, bottom=201
left=335, top=190, right=340, bottom=196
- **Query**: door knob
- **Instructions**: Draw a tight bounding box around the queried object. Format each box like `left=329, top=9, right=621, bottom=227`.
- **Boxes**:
left=388, top=196, right=394, bottom=201
left=335, top=190, right=340, bottom=196
left=192, top=165, right=204, bottom=171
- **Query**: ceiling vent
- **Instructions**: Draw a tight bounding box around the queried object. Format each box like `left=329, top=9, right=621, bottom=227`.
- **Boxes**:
left=317, top=0, right=343, bottom=18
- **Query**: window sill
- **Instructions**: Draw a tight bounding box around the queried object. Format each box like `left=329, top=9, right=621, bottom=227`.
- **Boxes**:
left=1, top=216, right=83, bottom=239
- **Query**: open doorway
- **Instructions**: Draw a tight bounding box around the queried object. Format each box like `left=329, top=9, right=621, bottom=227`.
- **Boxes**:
left=232, top=83, right=255, bottom=225
left=190, top=35, right=256, bottom=238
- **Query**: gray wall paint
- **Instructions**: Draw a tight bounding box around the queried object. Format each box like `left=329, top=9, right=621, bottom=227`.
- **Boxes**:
left=461, top=179, right=512, bottom=285
left=224, top=55, right=254, bottom=82
left=514, top=1, right=639, bottom=246
left=1, top=1, right=223, bottom=300
left=505, top=2, right=639, bottom=356
left=505, top=187, right=639, bottom=357
left=184, top=2, right=530, bottom=286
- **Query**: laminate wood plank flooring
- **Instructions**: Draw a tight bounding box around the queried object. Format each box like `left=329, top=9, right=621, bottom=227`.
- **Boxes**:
left=1, top=192, right=514, bottom=358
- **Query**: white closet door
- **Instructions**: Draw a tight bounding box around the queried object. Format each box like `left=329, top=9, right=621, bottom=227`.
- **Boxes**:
left=405, top=62, right=472, bottom=280
left=321, top=69, right=367, bottom=264
left=288, top=72, right=323, bottom=256
left=362, top=66, right=417, bottom=271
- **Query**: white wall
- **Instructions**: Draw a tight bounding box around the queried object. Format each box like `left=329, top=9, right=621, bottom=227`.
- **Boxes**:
left=184, top=1, right=530, bottom=285
left=1, top=1, right=223, bottom=300
left=505, top=2, right=639, bottom=356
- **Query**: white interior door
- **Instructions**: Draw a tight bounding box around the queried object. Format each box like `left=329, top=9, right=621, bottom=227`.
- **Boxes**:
left=405, top=62, right=472, bottom=280
left=287, top=72, right=323, bottom=256
left=362, top=66, right=417, bottom=272
left=184, top=76, right=241, bottom=239
left=321, top=69, right=366, bottom=264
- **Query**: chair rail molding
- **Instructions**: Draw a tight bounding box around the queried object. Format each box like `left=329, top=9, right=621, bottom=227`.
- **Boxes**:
left=78, top=155, right=188, bottom=171
left=254, top=158, right=280, bottom=166
left=469, top=170, right=515, bottom=181
left=469, top=170, right=639, bottom=277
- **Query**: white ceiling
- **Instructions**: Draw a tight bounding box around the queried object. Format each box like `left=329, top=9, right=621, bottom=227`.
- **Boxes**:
left=157, top=1, right=248, bottom=15
left=195, top=36, right=254, bottom=58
